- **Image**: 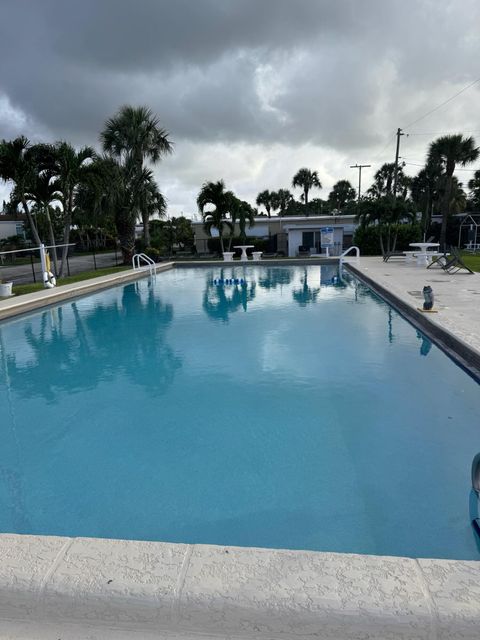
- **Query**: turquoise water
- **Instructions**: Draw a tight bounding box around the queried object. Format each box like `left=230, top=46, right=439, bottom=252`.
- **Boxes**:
left=0, top=265, right=479, bottom=560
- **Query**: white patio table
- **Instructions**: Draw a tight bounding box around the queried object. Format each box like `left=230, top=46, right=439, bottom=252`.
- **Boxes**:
left=409, top=242, right=440, bottom=266
left=234, top=245, right=255, bottom=261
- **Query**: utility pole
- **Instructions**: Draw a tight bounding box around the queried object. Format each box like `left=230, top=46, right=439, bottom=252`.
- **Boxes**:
left=392, top=127, right=404, bottom=201
left=350, top=164, right=371, bottom=206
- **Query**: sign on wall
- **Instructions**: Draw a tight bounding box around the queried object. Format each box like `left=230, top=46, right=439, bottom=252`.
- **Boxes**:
left=320, top=227, right=334, bottom=247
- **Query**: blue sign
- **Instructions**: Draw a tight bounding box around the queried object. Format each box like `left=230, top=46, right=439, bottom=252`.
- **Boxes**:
left=320, top=227, right=334, bottom=247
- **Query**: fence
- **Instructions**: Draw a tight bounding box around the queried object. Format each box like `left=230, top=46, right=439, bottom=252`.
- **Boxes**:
left=0, top=243, right=120, bottom=286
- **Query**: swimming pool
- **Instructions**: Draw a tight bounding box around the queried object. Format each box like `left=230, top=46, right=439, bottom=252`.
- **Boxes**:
left=0, top=264, right=479, bottom=560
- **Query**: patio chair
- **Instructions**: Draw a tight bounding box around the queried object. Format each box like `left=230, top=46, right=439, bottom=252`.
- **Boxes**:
left=427, top=251, right=450, bottom=270
left=297, top=246, right=311, bottom=257
left=383, top=251, right=406, bottom=262
left=442, top=246, right=474, bottom=274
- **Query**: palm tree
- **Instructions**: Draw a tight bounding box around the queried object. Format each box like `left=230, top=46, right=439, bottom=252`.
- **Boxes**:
left=368, top=162, right=410, bottom=200
left=50, top=142, right=95, bottom=275
left=101, top=105, right=173, bottom=246
left=428, top=134, right=479, bottom=248
left=410, top=159, right=443, bottom=237
left=23, top=169, right=62, bottom=274
left=292, top=168, right=322, bottom=209
left=0, top=137, right=42, bottom=245
left=197, top=180, right=235, bottom=253
left=256, top=189, right=274, bottom=217
left=271, top=189, right=294, bottom=216
left=328, top=180, right=356, bottom=209
left=467, top=169, right=480, bottom=211
left=229, top=197, right=255, bottom=245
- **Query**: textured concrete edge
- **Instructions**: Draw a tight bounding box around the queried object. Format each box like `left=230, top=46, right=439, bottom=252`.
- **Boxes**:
left=0, top=534, right=479, bottom=639
left=0, top=263, right=175, bottom=322
left=345, top=261, right=480, bottom=381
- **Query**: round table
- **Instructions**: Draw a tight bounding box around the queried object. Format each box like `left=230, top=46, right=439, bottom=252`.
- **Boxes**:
left=409, top=242, right=440, bottom=266
left=234, top=245, right=255, bottom=261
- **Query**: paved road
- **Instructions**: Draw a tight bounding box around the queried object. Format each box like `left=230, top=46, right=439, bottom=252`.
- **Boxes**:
left=0, top=251, right=120, bottom=285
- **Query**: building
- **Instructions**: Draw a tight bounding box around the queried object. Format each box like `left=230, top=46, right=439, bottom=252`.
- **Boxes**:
left=0, top=215, right=26, bottom=241
left=191, top=214, right=357, bottom=256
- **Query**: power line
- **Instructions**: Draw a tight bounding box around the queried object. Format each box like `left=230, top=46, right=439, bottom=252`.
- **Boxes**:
left=403, top=161, right=479, bottom=172
left=406, top=130, right=480, bottom=136
left=403, top=76, right=480, bottom=129
left=371, top=131, right=398, bottom=163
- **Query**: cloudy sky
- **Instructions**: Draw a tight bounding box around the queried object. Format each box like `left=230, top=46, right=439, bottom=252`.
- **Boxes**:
left=0, top=0, right=479, bottom=217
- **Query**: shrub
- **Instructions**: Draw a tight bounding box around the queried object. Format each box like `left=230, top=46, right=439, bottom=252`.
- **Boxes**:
left=144, top=247, right=161, bottom=261
left=353, top=223, right=422, bottom=255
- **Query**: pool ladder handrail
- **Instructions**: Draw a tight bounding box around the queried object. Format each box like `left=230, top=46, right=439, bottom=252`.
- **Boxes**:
left=132, top=253, right=156, bottom=279
left=339, top=246, right=360, bottom=264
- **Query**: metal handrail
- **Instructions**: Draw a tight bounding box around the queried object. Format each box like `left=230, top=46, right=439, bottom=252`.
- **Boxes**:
left=339, top=246, right=360, bottom=263
left=132, top=253, right=156, bottom=279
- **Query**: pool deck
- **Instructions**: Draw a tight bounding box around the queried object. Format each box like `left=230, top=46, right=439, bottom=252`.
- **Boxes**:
left=345, top=255, right=480, bottom=378
left=1, top=257, right=480, bottom=638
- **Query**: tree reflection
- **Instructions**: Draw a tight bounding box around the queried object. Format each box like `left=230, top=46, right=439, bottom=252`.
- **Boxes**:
left=292, top=268, right=320, bottom=307
left=3, top=283, right=181, bottom=403
left=257, top=268, right=292, bottom=290
left=203, top=269, right=256, bottom=322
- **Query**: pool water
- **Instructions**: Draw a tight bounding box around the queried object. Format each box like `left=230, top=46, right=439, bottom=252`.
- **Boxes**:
left=0, top=265, right=479, bottom=560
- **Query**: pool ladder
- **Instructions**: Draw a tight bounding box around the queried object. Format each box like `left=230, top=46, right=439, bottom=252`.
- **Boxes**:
left=339, top=246, right=360, bottom=264
left=132, top=253, right=156, bottom=280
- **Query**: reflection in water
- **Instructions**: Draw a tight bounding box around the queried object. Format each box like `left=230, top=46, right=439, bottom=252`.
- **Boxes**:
left=258, top=268, right=292, bottom=290
left=417, top=331, right=432, bottom=357
left=203, top=269, right=256, bottom=322
left=292, top=268, right=320, bottom=307
left=3, top=283, right=181, bottom=403
left=320, top=264, right=346, bottom=287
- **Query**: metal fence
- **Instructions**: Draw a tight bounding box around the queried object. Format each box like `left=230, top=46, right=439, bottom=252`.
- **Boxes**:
left=0, top=243, right=120, bottom=286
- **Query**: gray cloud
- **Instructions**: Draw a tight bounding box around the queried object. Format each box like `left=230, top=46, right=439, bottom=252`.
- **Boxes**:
left=0, top=0, right=479, bottom=212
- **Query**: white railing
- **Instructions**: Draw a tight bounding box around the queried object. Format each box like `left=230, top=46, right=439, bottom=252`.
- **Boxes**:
left=339, top=246, right=360, bottom=264
left=132, top=253, right=156, bottom=279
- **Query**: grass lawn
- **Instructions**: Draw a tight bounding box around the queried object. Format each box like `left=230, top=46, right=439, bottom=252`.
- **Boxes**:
left=460, top=252, right=480, bottom=272
left=11, top=266, right=130, bottom=296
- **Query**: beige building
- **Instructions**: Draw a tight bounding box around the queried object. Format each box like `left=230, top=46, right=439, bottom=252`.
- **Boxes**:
left=192, top=214, right=357, bottom=257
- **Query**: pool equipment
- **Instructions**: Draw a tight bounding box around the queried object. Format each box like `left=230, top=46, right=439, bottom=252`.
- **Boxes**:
left=40, top=243, right=56, bottom=289
left=213, top=278, right=245, bottom=286
left=472, top=453, right=480, bottom=535
left=423, top=285, right=434, bottom=310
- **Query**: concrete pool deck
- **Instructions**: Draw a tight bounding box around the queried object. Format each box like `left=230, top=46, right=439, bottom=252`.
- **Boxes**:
left=344, top=255, right=480, bottom=378
left=0, top=257, right=479, bottom=638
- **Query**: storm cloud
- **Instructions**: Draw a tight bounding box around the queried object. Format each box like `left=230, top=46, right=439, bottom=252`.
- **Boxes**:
left=0, top=0, right=479, bottom=213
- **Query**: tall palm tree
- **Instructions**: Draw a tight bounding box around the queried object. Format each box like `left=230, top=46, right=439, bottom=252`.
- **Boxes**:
left=271, top=189, right=294, bottom=216
left=428, top=134, right=479, bottom=248
left=328, top=180, right=356, bottom=209
left=467, top=169, right=480, bottom=211
left=101, top=105, right=173, bottom=246
left=0, top=137, right=42, bottom=245
left=50, top=142, right=95, bottom=275
left=229, top=197, right=255, bottom=245
left=197, top=180, right=235, bottom=253
left=410, top=159, right=443, bottom=237
left=292, top=168, right=322, bottom=209
left=23, top=169, right=62, bottom=274
left=256, top=189, right=274, bottom=217
left=368, top=162, right=410, bottom=200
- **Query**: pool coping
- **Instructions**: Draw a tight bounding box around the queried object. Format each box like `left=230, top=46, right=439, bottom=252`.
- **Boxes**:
left=0, top=262, right=175, bottom=322
left=0, top=533, right=479, bottom=639
left=1, top=259, right=480, bottom=638
left=344, top=261, right=480, bottom=381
